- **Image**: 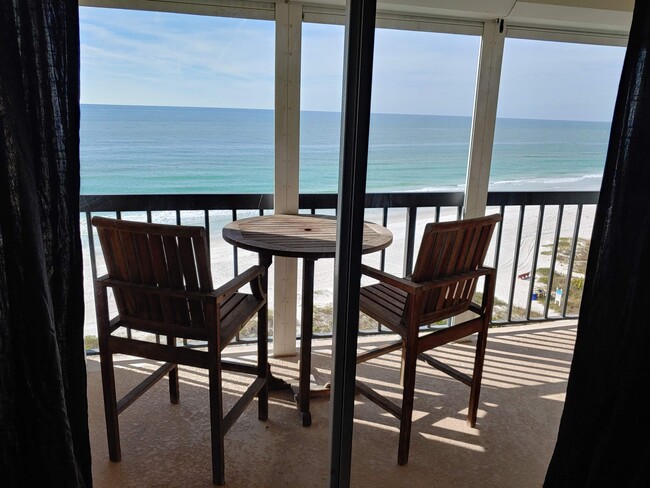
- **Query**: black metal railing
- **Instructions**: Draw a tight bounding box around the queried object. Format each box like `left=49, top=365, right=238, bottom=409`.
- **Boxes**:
left=80, top=191, right=598, bottom=342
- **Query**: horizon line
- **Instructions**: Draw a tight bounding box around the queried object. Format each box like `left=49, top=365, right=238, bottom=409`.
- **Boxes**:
left=80, top=102, right=613, bottom=124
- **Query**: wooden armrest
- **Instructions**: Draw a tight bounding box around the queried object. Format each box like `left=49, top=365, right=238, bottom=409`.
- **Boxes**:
left=361, top=265, right=421, bottom=293
left=418, top=267, right=495, bottom=290
left=212, top=265, right=266, bottom=303
left=361, top=265, right=496, bottom=295
left=97, top=267, right=266, bottom=304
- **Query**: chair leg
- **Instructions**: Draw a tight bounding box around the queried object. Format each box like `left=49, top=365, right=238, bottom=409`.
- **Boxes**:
left=257, top=305, right=269, bottom=421
left=96, top=284, right=121, bottom=461
left=467, top=325, right=489, bottom=427
left=208, top=359, right=226, bottom=486
left=99, top=349, right=121, bottom=462
left=398, top=339, right=419, bottom=465
left=167, top=336, right=180, bottom=404
left=169, top=364, right=180, bottom=404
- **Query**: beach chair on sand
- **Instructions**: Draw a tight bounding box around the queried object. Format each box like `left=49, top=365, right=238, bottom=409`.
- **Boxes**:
left=357, top=214, right=501, bottom=465
left=92, top=216, right=268, bottom=486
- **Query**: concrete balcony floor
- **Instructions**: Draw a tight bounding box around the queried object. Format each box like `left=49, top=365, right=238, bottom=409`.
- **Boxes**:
left=87, top=320, right=577, bottom=487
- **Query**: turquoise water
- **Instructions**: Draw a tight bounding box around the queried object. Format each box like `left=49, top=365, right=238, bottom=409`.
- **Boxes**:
left=80, top=104, right=609, bottom=195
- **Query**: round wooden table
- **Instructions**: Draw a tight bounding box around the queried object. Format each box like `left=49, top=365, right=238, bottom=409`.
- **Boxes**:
left=223, top=214, right=392, bottom=426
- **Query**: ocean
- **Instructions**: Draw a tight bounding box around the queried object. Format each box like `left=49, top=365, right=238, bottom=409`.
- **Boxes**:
left=80, top=104, right=607, bottom=336
left=80, top=104, right=609, bottom=195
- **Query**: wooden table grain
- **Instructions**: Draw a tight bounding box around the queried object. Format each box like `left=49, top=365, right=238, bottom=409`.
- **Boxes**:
left=222, top=214, right=391, bottom=259
left=223, top=214, right=392, bottom=426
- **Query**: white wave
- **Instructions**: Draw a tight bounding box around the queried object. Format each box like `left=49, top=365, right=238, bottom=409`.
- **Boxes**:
left=394, top=173, right=602, bottom=194
left=489, top=173, right=602, bottom=190
left=408, top=183, right=466, bottom=193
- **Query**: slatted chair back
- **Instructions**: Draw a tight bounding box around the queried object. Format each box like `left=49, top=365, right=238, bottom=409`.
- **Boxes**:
left=410, top=214, right=500, bottom=325
left=93, top=216, right=213, bottom=338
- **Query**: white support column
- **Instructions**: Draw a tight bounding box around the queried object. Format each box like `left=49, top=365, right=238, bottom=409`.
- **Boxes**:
left=464, top=19, right=506, bottom=219
left=455, top=19, right=505, bottom=328
left=273, top=1, right=302, bottom=356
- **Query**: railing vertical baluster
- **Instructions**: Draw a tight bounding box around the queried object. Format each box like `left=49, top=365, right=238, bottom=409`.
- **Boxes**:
left=493, top=205, right=505, bottom=271
left=526, top=205, right=546, bottom=320
left=204, top=209, right=211, bottom=346
left=204, top=210, right=211, bottom=262
left=374, top=207, right=390, bottom=332
left=86, top=212, right=98, bottom=281
left=117, top=211, right=132, bottom=338
left=488, top=205, right=505, bottom=323
left=174, top=212, right=186, bottom=344
left=232, top=209, right=239, bottom=277
left=508, top=205, right=525, bottom=322
left=439, top=209, right=458, bottom=327
left=85, top=212, right=102, bottom=348
left=403, top=207, right=417, bottom=276
left=543, top=205, right=564, bottom=318
left=230, top=209, right=240, bottom=342
left=114, top=210, right=132, bottom=339
left=380, top=207, right=388, bottom=271
left=562, top=205, right=583, bottom=317
left=145, top=210, right=161, bottom=343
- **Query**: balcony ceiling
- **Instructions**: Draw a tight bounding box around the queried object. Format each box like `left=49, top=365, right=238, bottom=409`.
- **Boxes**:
left=82, top=0, right=634, bottom=35
left=309, top=0, right=634, bottom=33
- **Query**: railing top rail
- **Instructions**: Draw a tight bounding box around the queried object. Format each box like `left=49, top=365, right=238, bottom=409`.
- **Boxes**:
left=80, top=190, right=599, bottom=213
left=79, top=193, right=275, bottom=212
left=487, top=191, right=599, bottom=206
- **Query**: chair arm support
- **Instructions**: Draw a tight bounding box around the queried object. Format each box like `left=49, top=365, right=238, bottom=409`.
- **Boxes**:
left=466, top=267, right=497, bottom=313
left=94, top=274, right=109, bottom=285
left=479, top=265, right=497, bottom=311
left=211, top=265, right=266, bottom=303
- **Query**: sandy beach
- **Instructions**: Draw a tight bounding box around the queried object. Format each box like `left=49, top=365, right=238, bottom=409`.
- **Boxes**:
left=81, top=203, right=596, bottom=338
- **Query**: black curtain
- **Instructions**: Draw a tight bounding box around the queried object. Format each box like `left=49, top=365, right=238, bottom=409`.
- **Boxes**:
left=545, top=2, right=650, bottom=487
left=0, top=1, right=91, bottom=487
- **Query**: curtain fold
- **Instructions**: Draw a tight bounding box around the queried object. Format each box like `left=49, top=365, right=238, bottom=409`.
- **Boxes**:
left=0, top=1, right=91, bottom=486
left=545, top=1, right=650, bottom=487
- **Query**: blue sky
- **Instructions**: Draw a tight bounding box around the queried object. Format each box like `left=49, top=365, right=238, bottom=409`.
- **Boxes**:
left=80, top=7, right=625, bottom=122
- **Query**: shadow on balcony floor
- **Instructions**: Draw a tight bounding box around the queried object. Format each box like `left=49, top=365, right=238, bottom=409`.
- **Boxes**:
left=87, top=320, right=576, bottom=488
